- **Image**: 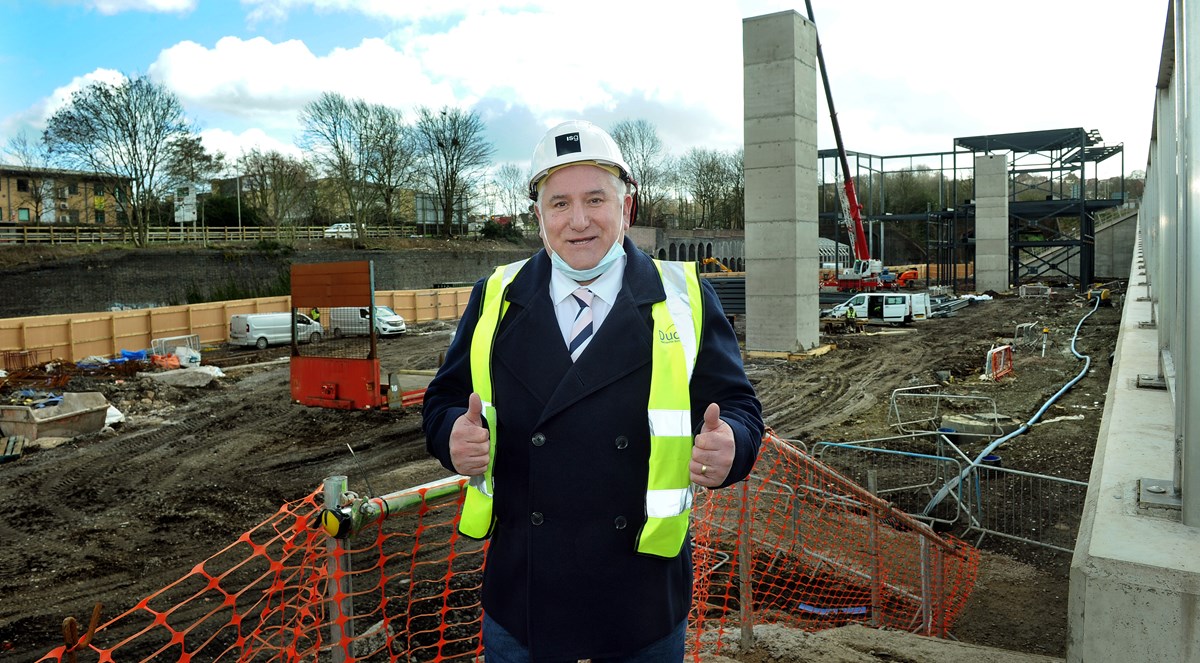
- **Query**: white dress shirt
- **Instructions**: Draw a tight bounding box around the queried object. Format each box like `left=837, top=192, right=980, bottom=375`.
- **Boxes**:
left=549, top=255, right=626, bottom=351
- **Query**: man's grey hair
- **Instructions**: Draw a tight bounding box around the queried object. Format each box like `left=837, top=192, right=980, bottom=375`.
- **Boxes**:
left=535, top=167, right=630, bottom=216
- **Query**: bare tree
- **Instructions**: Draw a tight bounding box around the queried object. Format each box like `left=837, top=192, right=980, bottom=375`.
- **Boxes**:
left=413, top=106, right=494, bottom=237
left=493, top=163, right=529, bottom=226
left=241, top=149, right=314, bottom=229
left=299, top=92, right=377, bottom=238
left=722, top=148, right=745, bottom=229
left=367, top=106, right=419, bottom=227
left=611, top=119, right=667, bottom=226
left=43, top=74, right=195, bottom=246
left=680, top=148, right=727, bottom=227
left=4, top=130, right=55, bottom=224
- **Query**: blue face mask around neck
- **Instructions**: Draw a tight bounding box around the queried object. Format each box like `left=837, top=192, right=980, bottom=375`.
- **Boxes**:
left=549, top=238, right=626, bottom=282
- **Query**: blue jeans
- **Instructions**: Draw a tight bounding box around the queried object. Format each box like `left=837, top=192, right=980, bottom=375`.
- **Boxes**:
left=481, top=613, right=686, bottom=663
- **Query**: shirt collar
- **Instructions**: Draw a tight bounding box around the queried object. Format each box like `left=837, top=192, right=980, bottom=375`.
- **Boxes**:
left=550, top=255, right=626, bottom=306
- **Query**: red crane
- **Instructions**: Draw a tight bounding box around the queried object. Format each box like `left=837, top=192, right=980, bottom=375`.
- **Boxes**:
left=806, top=1, right=882, bottom=292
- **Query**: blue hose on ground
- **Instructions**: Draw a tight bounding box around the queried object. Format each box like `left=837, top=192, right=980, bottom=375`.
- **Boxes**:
left=922, top=295, right=1102, bottom=516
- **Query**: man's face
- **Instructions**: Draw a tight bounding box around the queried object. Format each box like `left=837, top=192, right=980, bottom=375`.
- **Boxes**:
left=535, top=164, right=631, bottom=271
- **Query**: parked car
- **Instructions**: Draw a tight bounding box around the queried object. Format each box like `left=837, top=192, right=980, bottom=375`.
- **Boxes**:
left=328, top=306, right=407, bottom=338
left=229, top=312, right=323, bottom=349
left=323, top=223, right=356, bottom=238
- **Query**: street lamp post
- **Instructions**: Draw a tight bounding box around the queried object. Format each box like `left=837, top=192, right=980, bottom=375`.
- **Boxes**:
left=235, top=159, right=243, bottom=238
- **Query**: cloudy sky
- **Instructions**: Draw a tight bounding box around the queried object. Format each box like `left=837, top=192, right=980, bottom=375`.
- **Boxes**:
left=0, top=0, right=1168, bottom=181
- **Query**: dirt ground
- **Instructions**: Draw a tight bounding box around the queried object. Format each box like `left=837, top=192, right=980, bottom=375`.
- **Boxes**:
left=0, top=281, right=1123, bottom=662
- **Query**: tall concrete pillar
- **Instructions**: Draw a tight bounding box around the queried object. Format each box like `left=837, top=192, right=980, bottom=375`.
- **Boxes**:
left=743, top=11, right=819, bottom=353
left=974, top=154, right=1010, bottom=293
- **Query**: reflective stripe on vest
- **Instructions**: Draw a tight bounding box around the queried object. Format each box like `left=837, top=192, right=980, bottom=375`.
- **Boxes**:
left=636, top=260, right=703, bottom=557
left=458, top=259, right=528, bottom=540
left=458, top=259, right=703, bottom=559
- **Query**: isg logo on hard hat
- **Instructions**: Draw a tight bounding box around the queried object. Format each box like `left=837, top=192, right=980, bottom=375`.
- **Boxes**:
left=528, top=120, right=640, bottom=224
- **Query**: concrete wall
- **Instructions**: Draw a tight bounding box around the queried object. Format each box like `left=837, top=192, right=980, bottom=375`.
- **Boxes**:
left=1092, top=212, right=1138, bottom=280
left=0, top=244, right=539, bottom=318
left=974, top=154, right=1009, bottom=293
left=1067, top=240, right=1200, bottom=661
left=1068, top=3, right=1200, bottom=658
left=742, top=10, right=819, bottom=353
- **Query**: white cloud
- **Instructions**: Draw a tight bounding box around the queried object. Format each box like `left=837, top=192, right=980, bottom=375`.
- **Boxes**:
left=149, top=35, right=459, bottom=152
left=199, top=127, right=302, bottom=166
left=0, top=68, right=128, bottom=137
left=3, top=0, right=1164, bottom=175
left=86, top=0, right=196, bottom=15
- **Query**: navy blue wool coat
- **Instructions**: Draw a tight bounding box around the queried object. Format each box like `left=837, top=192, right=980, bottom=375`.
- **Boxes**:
left=423, top=238, right=763, bottom=661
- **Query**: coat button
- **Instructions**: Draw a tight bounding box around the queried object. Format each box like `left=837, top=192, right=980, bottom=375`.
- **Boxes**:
left=531, top=512, right=544, bottom=526
left=531, top=433, right=546, bottom=447
left=614, top=516, right=627, bottom=530
left=614, top=435, right=629, bottom=450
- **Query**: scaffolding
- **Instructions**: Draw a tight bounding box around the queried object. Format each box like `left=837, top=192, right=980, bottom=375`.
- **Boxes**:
left=816, top=127, right=1125, bottom=294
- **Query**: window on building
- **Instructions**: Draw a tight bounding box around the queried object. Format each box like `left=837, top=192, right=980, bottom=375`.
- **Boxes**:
left=95, top=211, right=106, bottom=225
left=95, top=183, right=105, bottom=196
left=18, top=208, right=30, bottom=222
left=16, top=179, right=29, bottom=193
left=116, top=211, right=128, bottom=224
left=67, top=182, right=78, bottom=196
left=115, top=188, right=125, bottom=203
left=68, top=210, right=79, bottom=223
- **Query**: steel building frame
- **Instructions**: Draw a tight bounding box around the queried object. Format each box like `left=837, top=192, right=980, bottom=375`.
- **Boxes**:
left=816, top=128, right=1125, bottom=293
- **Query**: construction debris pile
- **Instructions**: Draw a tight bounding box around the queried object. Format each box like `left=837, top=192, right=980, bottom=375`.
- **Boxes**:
left=0, top=342, right=228, bottom=463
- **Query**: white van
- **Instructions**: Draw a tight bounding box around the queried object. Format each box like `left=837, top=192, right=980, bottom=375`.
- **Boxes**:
left=229, top=312, right=324, bottom=349
left=323, top=223, right=356, bottom=238
left=825, top=292, right=931, bottom=324
left=328, top=306, right=407, bottom=338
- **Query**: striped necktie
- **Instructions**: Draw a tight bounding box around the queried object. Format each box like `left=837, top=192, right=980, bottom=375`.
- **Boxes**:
left=567, top=287, right=594, bottom=361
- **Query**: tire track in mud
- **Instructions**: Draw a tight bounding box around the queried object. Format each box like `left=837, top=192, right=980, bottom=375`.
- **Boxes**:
left=746, top=327, right=941, bottom=442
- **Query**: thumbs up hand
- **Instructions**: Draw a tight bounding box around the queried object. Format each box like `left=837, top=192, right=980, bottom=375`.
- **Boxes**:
left=690, top=403, right=734, bottom=487
left=450, top=392, right=491, bottom=476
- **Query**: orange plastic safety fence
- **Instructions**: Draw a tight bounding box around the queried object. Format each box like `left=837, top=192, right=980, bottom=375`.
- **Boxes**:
left=35, top=481, right=486, bottom=662
left=37, top=435, right=978, bottom=662
left=689, top=433, right=979, bottom=657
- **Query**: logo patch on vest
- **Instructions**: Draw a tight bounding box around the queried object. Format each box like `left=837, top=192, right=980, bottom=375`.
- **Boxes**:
left=658, top=325, right=680, bottom=344
left=555, top=132, right=582, bottom=156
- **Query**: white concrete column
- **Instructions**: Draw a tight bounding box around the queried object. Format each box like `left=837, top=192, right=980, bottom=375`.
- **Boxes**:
left=973, top=154, right=1009, bottom=293
left=743, top=11, right=819, bottom=353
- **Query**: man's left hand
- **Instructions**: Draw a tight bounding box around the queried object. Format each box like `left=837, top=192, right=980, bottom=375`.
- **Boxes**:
left=690, top=403, right=734, bottom=487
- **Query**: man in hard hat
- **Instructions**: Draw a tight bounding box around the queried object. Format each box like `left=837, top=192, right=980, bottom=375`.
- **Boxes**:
left=423, top=120, right=763, bottom=661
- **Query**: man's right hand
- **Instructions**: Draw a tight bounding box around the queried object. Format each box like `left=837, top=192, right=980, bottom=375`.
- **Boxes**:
left=450, top=392, right=490, bottom=476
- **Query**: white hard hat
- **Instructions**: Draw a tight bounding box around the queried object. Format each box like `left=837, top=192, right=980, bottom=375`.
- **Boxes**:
left=528, top=121, right=638, bottom=211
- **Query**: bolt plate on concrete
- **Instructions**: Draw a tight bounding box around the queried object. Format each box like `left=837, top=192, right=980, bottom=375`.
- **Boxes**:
left=1139, top=478, right=1181, bottom=512
left=1136, top=374, right=1167, bottom=390
left=1138, top=321, right=1156, bottom=329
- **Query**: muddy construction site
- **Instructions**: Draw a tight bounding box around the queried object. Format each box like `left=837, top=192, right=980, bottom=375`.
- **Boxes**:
left=0, top=278, right=1122, bottom=661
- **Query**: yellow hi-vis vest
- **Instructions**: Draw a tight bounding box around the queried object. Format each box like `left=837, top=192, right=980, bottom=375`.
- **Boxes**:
left=458, top=258, right=704, bottom=559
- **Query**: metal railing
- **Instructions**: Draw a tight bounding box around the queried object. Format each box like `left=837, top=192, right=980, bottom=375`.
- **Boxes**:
left=813, top=433, right=1088, bottom=553
left=0, top=224, right=431, bottom=245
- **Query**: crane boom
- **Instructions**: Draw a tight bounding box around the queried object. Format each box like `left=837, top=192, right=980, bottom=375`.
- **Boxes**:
left=805, top=0, right=877, bottom=289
